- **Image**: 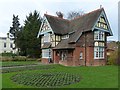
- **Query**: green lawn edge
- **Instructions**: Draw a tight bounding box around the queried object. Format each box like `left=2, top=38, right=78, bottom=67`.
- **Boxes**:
left=2, top=65, right=118, bottom=88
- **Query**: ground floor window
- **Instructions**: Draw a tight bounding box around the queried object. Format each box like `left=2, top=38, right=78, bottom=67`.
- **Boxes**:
left=80, top=52, right=83, bottom=59
left=94, top=47, right=104, bottom=59
left=61, top=52, right=67, bottom=61
left=59, top=51, right=67, bottom=61
left=42, top=49, right=51, bottom=58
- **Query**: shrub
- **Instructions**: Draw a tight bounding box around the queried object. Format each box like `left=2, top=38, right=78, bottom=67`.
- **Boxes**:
left=1, top=52, right=17, bottom=57
left=107, top=50, right=118, bottom=65
left=13, top=56, right=27, bottom=61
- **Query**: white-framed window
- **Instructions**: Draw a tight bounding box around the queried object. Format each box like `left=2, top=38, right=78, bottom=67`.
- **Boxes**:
left=62, top=34, right=69, bottom=39
left=94, top=47, right=104, bottom=59
left=94, top=42, right=105, bottom=47
left=80, top=52, right=83, bottom=59
left=43, top=33, right=50, bottom=42
left=42, top=49, right=51, bottom=58
left=94, top=31, right=105, bottom=41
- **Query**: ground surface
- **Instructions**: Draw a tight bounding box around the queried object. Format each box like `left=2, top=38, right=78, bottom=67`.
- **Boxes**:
left=1, top=61, right=118, bottom=88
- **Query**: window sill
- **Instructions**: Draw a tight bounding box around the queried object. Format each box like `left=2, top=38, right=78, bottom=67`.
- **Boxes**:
left=94, top=58, right=105, bottom=60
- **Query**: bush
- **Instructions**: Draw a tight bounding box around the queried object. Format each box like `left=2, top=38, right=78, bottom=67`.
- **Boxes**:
left=13, top=56, right=27, bottom=61
left=1, top=56, right=39, bottom=62
left=1, top=52, right=17, bottom=56
left=107, top=50, right=118, bottom=65
left=1, top=56, right=13, bottom=61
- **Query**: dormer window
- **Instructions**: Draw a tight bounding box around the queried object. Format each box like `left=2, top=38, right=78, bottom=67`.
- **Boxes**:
left=62, top=34, right=69, bottom=39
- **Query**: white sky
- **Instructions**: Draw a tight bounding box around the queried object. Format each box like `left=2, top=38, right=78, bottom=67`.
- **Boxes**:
left=0, top=0, right=119, bottom=41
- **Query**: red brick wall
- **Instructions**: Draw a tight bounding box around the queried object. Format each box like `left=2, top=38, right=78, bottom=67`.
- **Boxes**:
left=41, top=58, right=49, bottom=64
left=53, top=47, right=107, bottom=66
left=53, top=50, right=60, bottom=64
left=57, top=50, right=74, bottom=66
left=72, top=46, right=106, bottom=66
left=59, top=59, right=73, bottom=66
left=52, top=31, right=107, bottom=66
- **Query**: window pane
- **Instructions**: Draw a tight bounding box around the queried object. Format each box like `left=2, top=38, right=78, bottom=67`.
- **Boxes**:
left=94, top=31, right=104, bottom=41
left=10, top=43, right=13, bottom=48
left=42, top=49, right=50, bottom=58
left=44, top=34, right=50, bottom=42
left=94, top=47, right=104, bottom=59
left=80, top=52, right=83, bottom=59
left=4, top=43, right=6, bottom=48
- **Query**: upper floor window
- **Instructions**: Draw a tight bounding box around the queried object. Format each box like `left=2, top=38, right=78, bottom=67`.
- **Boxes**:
left=4, top=43, right=6, bottom=48
left=94, top=42, right=105, bottom=47
left=94, top=31, right=105, bottom=41
left=62, top=34, right=69, bottom=39
left=43, top=33, right=50, bottom=42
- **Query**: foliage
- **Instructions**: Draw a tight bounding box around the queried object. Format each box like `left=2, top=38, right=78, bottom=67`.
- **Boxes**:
left=107, top=50, right=118, bottom=65
left=1, top=52, right=17, bottom=56
left=1, top=56, right=37, bottom=62
left=56, top=11, right=64, bottom=18
left=9, top=15, right=22, bottom=48
left=20, top=10, right=42, bottom=58
left=107, top=41, right=119, bottom=65
left=67, top=10, right=84, bottom=20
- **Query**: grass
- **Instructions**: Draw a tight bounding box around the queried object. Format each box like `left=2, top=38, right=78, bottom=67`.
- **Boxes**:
left=2, top=65, right=54, bottom=73
left=2, top=61, right=39, bottom=67
left=2, top=62, right=118, bottom=88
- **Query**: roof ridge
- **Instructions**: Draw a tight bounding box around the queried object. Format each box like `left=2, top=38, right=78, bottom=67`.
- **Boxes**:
left=71, top=8, right=104, bottom=21
left=44, top=14, right=70, bottom=22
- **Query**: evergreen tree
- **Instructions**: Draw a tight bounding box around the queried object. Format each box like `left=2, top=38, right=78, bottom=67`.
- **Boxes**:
left=23, top=10, right=42, bottom=58
left=9, top=14, right=21, bottom=49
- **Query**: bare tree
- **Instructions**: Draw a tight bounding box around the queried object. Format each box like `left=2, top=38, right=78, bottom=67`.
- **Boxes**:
left=56, top=11, right=64, bottom=18
left=67, top=10, right=84, bottom=20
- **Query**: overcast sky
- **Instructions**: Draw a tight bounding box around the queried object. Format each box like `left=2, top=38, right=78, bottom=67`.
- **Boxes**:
left=0, top=0, right=119, bottom=41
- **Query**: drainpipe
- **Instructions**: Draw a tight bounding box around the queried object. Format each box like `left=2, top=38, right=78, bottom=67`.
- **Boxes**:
left=84, top=29, right=87, bottom=66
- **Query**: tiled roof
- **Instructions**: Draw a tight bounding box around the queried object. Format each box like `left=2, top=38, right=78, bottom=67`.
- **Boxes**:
left=42, top=42, right=51, bottom=49
left=68, top=8, right=103, bottom=43
left=53, top=39, right=75, bottom=49
left=45, top=14, right=70, bottom=35
left=42, top=8, right=111, bottom=49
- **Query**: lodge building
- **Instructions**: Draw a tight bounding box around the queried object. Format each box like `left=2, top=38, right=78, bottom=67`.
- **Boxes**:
left=37, top=8, right=113, bottom=66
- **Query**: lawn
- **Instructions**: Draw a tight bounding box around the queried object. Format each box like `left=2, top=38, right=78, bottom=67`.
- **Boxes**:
left=1, top=62, right=118, bottom=88
left=2, top=61, right=39, bottom=67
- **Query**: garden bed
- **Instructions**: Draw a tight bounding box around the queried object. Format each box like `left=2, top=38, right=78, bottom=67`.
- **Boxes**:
left=11, top=72, right=80, bottom=88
